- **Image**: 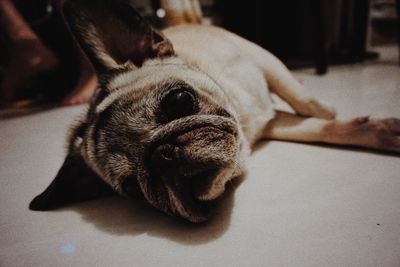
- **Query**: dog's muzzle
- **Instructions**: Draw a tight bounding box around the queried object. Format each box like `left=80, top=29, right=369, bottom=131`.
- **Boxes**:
left=146, top=115, right=239, bottom=210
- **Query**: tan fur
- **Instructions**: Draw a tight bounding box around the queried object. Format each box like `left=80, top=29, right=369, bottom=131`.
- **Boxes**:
left=264, top=112, right=400, bottom=152
left=163, top=25, right=400, bottom=153
left=32, top=3, right=400, bottom=223
left=73, top=25, right=400, bottom=221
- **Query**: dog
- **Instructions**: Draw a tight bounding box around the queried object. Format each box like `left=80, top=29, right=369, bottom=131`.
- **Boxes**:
left=29, top=0, right=400, bottom=223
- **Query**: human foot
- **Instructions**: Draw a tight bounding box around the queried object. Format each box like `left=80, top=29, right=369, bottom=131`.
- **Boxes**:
left=63, top=72, right=97, bottom=105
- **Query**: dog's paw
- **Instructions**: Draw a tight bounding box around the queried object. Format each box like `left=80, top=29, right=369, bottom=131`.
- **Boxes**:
left=350, top=117, right=400, bottom=153
left=296, top=98, right=336, bottom=120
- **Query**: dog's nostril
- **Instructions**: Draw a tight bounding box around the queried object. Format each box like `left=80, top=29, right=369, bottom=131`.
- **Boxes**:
left=151, top=144, right=177, bottom=176
left=158, top=144, right=174, bottom=161
left=161, top=89, right=197, bottom=121
left=153, top=144, right=175, bottom=165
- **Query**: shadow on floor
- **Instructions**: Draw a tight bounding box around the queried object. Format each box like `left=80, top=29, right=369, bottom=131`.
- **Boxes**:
left=64, top=176, right=244, bottom=245
left=254, top=138, right=400, bottom=158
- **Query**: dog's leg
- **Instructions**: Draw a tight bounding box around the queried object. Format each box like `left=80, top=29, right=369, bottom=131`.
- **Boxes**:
left=263, top=111, right=400, bottom=153
left=259, top=51, right=336, bottom=120
left=232, top=35, right=336, bottom=119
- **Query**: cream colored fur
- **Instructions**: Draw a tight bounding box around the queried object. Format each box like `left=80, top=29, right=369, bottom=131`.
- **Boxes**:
left=163, top=25, right=400, bottom=153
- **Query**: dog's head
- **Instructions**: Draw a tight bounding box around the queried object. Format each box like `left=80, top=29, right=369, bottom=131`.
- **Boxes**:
left=29, top=0, right=246, bottom=222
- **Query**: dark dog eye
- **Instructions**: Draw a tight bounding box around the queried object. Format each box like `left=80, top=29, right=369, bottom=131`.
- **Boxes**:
left=161, top=89, right=196, bottom=121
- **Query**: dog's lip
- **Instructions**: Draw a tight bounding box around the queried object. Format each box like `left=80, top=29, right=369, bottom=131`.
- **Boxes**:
left=137, top=168, right=218, bottom=222
left=145, top=163, right=222, bottom=222
left=166, top=180, right=220, bottom=222
left=186, top=168, right=220, bottom=200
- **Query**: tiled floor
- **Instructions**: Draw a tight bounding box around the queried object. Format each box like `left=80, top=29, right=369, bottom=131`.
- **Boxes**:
left=0, top=46, right=399, bottom=267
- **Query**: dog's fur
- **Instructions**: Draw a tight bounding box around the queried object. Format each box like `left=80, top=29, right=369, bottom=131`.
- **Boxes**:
left=30, top=0, right=400, bottom=222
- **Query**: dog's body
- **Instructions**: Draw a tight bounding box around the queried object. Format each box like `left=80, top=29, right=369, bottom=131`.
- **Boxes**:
left=164, top=25, right=276, bottom=145
left=30, top=0, right=400, bottom=222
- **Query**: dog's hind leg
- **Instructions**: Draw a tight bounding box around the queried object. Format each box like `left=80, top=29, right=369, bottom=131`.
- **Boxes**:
left=257, top=51, right=336, bottom=120
left=262, top=111, right=400, bottom=153
left=230, top=34, right=336, bottom=119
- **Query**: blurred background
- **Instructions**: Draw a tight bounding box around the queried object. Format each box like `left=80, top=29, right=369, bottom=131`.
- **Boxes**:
left=0, top=0, right=398, bottom=111
left=140, top=0, right=400, bottom=73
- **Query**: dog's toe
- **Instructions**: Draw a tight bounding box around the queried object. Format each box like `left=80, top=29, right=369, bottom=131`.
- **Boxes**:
left=363, top=118, right=400, bottom=153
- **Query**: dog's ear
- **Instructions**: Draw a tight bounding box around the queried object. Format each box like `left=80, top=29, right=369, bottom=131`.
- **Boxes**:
left=63, top=0, right=174, bottom=75
left=29, top=152, right=114, bottom=211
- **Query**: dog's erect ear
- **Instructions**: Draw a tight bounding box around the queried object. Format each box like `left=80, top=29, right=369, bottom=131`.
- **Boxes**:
left=29, top=154, right=114, bottom=211
left=63, top=0, right=174, bottom=74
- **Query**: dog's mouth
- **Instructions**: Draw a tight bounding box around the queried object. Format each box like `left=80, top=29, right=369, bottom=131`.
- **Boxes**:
left=139, top=115, right=239, bottom=222
left=162, top=168, right=222, bottom=222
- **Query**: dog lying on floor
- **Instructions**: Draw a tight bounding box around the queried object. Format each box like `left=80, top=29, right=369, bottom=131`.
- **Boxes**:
left=30, top=0, right=400, bottom=222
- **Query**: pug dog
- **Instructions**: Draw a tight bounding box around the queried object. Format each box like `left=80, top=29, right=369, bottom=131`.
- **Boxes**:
left=30, top=0, right=400, bottom=223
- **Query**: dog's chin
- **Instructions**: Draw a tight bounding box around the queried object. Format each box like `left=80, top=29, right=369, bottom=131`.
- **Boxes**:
left=162, top=166, right=235, bottom=223
left=137, top=167, right=226, bottom=223
left=166, top=183, right=219, bottom=223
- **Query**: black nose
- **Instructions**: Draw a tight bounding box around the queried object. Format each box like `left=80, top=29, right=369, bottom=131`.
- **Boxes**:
left=151, top=144, right=176, bottom=174
left=161, top=89, right=197, bottom=121
left=150, top=144, right=220, bottom=197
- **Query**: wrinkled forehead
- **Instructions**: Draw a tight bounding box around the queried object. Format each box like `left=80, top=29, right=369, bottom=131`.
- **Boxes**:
left=95, top=58, right=223, bottom=114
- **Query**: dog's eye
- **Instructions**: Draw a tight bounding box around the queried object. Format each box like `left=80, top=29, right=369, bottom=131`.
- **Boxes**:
left=161, top=89, right=196, bottom=121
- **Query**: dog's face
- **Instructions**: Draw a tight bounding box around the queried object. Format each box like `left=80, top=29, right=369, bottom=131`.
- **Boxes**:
left=82, top=64, right=243, bottom=222
left=30, top=0, right=245, bottom=222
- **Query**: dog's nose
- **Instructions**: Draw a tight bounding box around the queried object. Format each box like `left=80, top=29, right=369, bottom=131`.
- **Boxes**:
left=151, top=144, right=219, bottom=198
left=151, top=144, right=176, bottom=174
left=161, top=89, right=197, bottom=121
